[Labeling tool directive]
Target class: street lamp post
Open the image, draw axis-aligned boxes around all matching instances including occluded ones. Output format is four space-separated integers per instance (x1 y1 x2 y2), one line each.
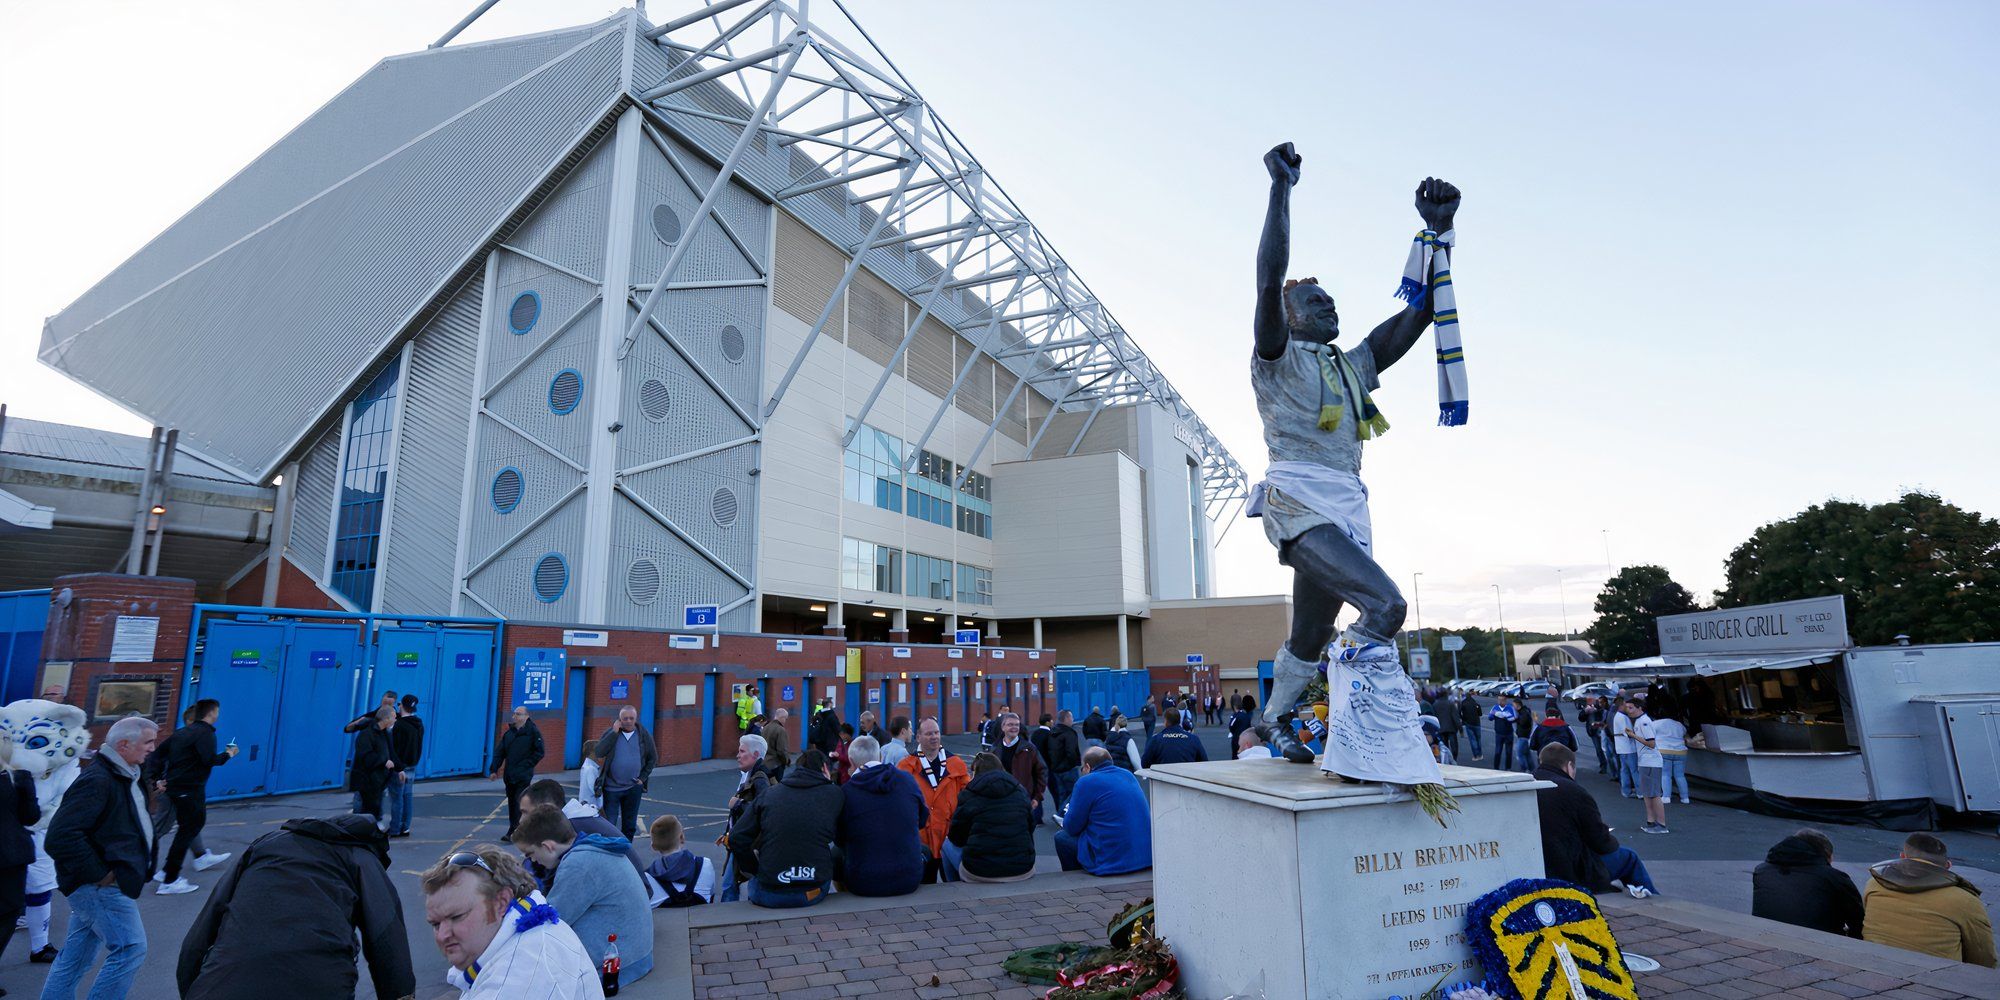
1412 571 1424 663
1493 584 1510 681
1556 569 1570 640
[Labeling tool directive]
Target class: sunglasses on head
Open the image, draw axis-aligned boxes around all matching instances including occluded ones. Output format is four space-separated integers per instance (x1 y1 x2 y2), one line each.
447 852 495 878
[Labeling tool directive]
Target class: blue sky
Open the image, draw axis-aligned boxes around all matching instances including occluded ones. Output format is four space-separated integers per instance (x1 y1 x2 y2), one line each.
2 1 1993 634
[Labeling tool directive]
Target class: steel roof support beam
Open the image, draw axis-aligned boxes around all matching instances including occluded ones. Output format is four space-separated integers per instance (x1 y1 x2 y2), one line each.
639 37 795 103
429 0 505 49
902 272 1032 466
1065 396 1112 457
623 35 807 361
764 156 920 419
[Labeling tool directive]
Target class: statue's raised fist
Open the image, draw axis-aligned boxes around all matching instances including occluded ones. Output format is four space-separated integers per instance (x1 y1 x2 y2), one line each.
1266 142 1302 186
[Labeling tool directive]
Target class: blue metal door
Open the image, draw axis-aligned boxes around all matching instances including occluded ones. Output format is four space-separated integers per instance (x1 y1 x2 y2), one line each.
565 667 590 768
701 674 719 761
430 628 495 778
270 622 364 794
373 626 436 720
640 675 659 741
0 591 50 705
196 620 284 799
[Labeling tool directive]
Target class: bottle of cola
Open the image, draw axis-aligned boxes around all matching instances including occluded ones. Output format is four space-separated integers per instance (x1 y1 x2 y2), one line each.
601 933 620 996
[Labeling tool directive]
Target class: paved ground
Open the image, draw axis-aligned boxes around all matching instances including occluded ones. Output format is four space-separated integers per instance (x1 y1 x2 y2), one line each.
1 718 1994 998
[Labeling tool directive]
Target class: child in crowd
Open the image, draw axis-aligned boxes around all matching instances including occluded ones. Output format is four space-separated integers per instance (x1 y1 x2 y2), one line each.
647 815 715 907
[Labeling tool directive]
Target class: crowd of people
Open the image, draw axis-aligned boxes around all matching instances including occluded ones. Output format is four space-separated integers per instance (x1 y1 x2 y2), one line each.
15 680 1994 999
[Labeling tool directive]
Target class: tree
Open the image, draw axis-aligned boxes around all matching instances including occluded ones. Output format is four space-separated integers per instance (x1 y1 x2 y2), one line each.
1717 492 2000 646
1582 566 1700 662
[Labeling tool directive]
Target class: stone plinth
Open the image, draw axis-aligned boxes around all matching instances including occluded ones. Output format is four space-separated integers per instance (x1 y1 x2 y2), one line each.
1146 760 1548 999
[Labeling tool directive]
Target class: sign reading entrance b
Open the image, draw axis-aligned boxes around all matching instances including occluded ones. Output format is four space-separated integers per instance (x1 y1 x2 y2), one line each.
685 605 719 628
512 648 566 710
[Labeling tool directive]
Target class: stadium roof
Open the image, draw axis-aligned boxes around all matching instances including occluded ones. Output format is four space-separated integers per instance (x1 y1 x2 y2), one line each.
38 3 1247 515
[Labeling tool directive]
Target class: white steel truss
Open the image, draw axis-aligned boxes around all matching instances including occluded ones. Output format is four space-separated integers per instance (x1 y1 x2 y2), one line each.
441 0 1248 515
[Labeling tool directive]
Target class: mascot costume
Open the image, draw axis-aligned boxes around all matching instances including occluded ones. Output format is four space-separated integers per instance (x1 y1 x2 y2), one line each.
0 700 92 958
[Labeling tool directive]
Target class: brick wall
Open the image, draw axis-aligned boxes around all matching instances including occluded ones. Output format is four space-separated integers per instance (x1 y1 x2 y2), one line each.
39 573 196 745
221 554 347 611
494 627 1057 775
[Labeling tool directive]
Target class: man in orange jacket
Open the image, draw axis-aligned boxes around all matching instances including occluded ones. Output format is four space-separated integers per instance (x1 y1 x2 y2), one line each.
896 717 969 883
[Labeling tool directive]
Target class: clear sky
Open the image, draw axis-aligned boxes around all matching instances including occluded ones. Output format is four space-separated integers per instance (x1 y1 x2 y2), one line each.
3 1 1993 635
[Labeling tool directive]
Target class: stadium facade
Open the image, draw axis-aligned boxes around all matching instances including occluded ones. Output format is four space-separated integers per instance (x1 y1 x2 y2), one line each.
32 3 1246 661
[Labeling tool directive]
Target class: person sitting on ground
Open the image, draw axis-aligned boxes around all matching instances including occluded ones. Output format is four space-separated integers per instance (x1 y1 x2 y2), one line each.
729 748 843 908
421 845 599 998
835 736 928 897
947 753 1036 883
1862 832 1996 967
881 716 912 768
1531 744 1659 899
897 718 970 883
1752 828 1862 938
1102 714 1142 771
716 733 776 902
177 815 413 999
1141 707 1208 768
520 779 649 882
1236 727 1274 760
1057 748 1153 877
646 815 714 907
510 805 654 987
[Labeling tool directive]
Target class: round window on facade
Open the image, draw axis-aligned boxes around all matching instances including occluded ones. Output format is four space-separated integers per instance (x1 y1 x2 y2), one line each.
627 558 662 606
711 485 740 529
638 377 672 423
719 324 746 364
509 291 541 334
548 369 583 415
533 553 568 603
651 204 682 245
491 467 524 514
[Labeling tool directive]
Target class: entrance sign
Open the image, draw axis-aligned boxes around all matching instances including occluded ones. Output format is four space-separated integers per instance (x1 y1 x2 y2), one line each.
1658 595 1848 655
947 648 964 659
867 688 881 704
684 605 719 628
775 638 804 653
892 647 912 658
562 629 608 647
954 629 981 646
512 648 566 710
1441 636 1466 652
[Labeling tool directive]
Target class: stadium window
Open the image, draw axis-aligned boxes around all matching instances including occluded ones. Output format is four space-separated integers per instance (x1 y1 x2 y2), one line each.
905 450 955 528
956 468 993 539
843 425 904 514
329 359 403 609
907 552 954 601
956 564 993 606
842 537 902 594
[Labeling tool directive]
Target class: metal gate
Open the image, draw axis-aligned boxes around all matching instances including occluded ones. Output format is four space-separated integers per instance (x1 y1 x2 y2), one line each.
183 605 502 801
0 590 50 705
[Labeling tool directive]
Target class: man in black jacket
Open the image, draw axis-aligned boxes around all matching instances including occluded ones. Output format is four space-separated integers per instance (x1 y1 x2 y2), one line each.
1228 696 1259 759
810 698 843 754
1081 709 1108 743
1046 711 1083 817
1752 829 1863 937
156 698 238 895
1532 744 1657 898
348 707 398 825
1141 711 1208 768
1457 689 1484 759
730 749 843 908
387 695 424 838
43 717 158 1000
176 815 413 1000
490 706 544 837
0 758 38 966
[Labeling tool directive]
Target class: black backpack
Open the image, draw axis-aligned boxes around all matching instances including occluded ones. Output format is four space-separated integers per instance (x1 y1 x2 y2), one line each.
657 861 709 908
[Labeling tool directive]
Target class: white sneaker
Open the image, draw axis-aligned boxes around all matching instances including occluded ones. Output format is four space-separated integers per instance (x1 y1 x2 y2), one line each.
151 870 165 883
1626 884 1652 899
157 878 199 895
192 852 231 872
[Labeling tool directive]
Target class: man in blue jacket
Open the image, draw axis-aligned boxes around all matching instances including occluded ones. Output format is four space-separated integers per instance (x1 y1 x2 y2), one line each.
1140 710 1208 768
835 736 928 896
1057 748 1151 876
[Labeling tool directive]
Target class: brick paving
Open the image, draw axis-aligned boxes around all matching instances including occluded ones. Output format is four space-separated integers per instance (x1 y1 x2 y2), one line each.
686 878 1996 999
689 883 1151 999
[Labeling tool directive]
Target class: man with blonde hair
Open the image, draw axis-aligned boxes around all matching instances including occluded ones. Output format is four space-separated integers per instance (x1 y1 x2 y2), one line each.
421 845 601 997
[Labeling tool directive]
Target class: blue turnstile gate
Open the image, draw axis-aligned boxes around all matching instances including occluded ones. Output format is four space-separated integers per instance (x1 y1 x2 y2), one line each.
185 606 502 801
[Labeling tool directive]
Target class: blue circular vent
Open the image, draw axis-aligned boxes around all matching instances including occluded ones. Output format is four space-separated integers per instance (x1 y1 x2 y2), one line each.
508 291 541 334
491 467 523 513
549 369 583 414
533 553 568 603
